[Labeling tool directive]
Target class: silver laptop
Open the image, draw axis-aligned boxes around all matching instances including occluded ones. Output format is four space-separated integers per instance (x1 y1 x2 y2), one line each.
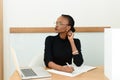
11 47 51 79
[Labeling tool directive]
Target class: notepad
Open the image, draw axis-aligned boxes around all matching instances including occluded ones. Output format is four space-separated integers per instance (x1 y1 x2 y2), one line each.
47 64 96 77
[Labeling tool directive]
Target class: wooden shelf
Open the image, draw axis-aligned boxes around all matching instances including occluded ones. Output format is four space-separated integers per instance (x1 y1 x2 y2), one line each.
10 26 111 33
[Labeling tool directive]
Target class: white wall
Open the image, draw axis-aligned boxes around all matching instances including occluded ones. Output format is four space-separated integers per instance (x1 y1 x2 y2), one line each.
3 0 120 80
105 0 120 28
5 0 110 27
7 0 120 27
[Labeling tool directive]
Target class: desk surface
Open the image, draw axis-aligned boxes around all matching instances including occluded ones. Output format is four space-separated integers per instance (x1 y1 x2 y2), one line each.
10 66 108 80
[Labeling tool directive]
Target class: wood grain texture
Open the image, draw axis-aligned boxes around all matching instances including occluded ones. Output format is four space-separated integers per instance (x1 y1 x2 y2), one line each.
0 0 3 79
10 26 110 33
10 66 109 80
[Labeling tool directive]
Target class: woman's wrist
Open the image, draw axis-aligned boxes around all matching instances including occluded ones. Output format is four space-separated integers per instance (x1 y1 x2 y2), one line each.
57 65 66 71
61 66 65 71
69 38 74 42
72 50 79 55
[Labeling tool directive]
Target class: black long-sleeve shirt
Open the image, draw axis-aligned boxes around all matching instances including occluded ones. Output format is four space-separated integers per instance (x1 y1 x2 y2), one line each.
44 34 84 67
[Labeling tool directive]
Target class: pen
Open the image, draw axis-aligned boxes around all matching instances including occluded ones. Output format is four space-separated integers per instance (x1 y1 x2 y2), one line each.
66 62 74 71
66 62 71 67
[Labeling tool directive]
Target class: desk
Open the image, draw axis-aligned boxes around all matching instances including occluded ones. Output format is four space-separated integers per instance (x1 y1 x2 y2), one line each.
10 66 108 80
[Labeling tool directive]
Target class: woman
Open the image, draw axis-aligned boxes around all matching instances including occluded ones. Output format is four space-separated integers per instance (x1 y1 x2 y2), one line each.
44 14 84 73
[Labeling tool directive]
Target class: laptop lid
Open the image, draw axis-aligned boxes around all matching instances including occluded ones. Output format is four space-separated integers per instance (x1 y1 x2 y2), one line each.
11 47 24 77
11 47 51 79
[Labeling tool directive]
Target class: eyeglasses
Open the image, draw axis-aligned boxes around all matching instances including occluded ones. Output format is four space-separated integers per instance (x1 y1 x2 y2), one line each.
55 22 69 26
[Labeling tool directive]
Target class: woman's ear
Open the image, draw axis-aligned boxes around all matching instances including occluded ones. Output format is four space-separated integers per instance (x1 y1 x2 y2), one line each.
66 26 71 32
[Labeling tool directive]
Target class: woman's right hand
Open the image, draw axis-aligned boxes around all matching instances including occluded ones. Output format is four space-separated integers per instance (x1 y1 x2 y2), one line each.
61 65 74 73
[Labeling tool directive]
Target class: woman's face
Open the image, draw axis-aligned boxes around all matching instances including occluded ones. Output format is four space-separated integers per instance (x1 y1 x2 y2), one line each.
55 16 70 33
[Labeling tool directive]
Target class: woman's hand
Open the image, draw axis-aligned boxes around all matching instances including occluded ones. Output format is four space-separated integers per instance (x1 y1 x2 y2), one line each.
48 61 74 73
61 65 74 73
67 31 74 41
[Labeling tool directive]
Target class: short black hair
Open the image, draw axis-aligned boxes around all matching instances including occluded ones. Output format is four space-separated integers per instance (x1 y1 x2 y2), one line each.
61 14 75 32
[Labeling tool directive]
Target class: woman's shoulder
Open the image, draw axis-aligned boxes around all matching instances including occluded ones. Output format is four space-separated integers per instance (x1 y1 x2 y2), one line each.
74 38 81 43
74 38 80 41
45 35 57 40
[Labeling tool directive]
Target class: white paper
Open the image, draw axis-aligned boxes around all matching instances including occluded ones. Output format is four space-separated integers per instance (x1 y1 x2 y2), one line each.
47 65 96 77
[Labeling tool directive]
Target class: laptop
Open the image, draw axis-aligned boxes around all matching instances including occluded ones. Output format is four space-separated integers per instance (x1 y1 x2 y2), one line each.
11 47 51 79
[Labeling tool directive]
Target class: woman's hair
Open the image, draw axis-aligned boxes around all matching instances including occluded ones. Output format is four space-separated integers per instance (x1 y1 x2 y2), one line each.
61 14 75 32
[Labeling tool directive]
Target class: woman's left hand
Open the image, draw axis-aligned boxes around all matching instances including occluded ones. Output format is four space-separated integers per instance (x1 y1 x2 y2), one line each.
67 31 74 41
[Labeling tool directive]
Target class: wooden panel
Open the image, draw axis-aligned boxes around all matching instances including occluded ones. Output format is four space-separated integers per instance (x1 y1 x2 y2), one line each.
0 0 3 79
10 26 110 33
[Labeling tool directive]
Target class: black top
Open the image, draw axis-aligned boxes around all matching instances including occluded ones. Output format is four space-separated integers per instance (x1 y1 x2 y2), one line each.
44 34 84 67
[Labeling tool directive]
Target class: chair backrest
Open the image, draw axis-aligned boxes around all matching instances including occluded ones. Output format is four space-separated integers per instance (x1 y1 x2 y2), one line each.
29 51 45 67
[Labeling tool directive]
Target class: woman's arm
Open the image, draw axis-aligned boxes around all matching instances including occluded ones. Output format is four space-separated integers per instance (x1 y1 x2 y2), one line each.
48 61 74 73
69 39 78 55
68 32 84 66
67 31 78 54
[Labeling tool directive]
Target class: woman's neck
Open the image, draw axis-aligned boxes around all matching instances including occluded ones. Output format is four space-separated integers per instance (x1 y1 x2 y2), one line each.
59 32 67 39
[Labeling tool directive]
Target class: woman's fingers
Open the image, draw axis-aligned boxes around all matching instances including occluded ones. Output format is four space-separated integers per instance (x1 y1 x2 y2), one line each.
62 66 74 73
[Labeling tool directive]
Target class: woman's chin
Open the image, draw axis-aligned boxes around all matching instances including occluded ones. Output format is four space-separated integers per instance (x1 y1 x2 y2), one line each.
55 29 58 33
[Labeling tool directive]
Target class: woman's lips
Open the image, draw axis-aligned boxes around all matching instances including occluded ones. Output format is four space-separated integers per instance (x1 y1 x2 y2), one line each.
55 27 58 30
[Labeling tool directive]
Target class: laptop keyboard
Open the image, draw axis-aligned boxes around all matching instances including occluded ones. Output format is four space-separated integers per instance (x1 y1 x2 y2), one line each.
21 68 37 77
